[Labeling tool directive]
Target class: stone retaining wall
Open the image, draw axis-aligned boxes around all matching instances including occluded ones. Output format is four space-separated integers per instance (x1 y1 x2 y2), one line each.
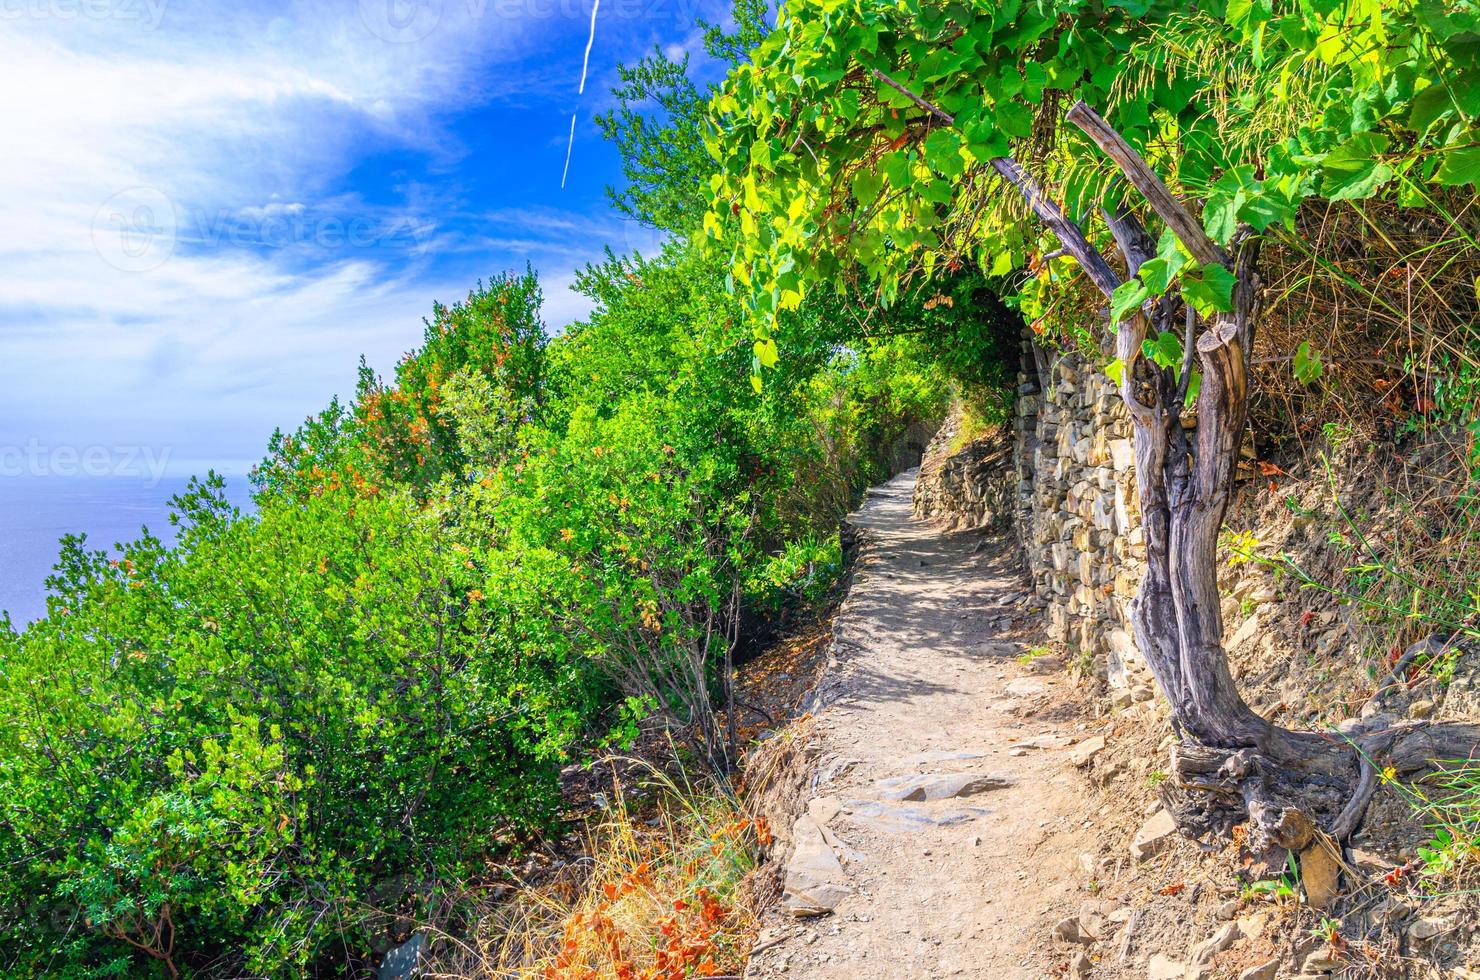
912 412 1014 532
919 332 1480 732
915 332 1161 698
1014 336 1157 696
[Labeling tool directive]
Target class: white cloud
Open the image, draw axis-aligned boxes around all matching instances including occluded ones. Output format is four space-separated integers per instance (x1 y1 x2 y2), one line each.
0 0 656 467
539 270 597 330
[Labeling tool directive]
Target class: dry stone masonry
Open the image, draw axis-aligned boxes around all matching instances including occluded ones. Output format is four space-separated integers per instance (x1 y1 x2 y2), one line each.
921 335 1480 729
911 410 1014 532
915 332 1161 699
1012 336 1156 698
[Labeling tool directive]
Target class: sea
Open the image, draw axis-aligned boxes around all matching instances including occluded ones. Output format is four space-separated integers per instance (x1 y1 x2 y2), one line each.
0 473 255 628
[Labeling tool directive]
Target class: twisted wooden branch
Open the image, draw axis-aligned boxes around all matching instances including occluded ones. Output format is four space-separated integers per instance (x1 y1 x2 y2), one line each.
1066 101 1228 269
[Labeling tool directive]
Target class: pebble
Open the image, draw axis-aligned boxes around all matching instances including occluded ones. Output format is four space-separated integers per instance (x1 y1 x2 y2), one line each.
1408 916 1447 940
1053 915 1096 944
1239 961 1278 980
1130 810 1178 861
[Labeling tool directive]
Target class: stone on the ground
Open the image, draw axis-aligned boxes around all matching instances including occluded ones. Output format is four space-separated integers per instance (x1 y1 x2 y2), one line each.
1069 949 1092 979
1238 961 1278 980
378 933 425 980
1078 898 1114 921
1375 898 1410 924
1408 916 1448 940
807 796 842 829
1300 947 1344 972
1228 613 1261 650
874 771 1013 802
1147 954 1186 980
1053 915 1096 944
1017 733 1073 749
1346 847 1392 876
1190 922 1240 966
1237 912 1268 941
1069 735 1106 766
1005 677 1049 697
783 815 853 917
1299 840 1341 910
842 799 990 833
1130 809 1178 860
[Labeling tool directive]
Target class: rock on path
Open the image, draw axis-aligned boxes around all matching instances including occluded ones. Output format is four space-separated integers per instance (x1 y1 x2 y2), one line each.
747 469 1099 979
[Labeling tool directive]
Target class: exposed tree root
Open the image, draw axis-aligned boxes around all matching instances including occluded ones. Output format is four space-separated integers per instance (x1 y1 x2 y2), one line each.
1330 752 1379 843
1164 712 1480 863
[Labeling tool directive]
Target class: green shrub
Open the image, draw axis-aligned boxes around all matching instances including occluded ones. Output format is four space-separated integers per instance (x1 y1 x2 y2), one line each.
0 478 581 976
0 241 977 973
746 534 844 618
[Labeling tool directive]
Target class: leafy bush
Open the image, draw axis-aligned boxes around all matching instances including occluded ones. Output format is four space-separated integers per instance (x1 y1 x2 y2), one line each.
745 534 844 618
0 476 584 976
253 271 546 501
0 233 976 973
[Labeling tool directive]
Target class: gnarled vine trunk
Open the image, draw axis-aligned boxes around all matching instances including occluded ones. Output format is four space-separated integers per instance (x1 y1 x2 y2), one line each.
870 68 1480 872
999 101 1480 864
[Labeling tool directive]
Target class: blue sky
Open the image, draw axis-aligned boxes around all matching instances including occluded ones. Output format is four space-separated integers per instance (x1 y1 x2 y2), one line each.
0 0 729 479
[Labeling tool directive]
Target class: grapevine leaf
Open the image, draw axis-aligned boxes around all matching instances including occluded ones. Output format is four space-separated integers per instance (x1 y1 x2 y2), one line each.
1294 341 1324 384
1181 263 1237 315
1321 132 1393 200
1110 279 1149 326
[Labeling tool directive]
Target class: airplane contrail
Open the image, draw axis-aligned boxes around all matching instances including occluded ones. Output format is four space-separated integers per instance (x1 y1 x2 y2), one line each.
578 0 600 94
561 0 601 189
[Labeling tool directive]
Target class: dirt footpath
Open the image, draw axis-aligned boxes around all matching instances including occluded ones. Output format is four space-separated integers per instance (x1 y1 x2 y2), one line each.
745 469 1106 979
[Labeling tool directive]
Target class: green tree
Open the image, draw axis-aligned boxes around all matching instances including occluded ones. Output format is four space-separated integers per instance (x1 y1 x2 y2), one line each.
706 0 1480 858
596 0 772 232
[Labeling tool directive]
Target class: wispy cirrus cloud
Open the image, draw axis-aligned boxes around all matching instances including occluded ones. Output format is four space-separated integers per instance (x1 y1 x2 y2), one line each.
0 0 688 471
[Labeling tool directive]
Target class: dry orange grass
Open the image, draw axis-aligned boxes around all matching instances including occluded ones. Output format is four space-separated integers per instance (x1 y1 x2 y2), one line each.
428 762 770 980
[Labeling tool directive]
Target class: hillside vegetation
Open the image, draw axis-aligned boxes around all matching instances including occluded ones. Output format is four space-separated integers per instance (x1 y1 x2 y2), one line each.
4 0 1480 975
0 241 992 974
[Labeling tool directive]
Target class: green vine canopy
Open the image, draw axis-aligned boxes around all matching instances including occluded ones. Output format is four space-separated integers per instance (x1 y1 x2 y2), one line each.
705 0 1480 379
